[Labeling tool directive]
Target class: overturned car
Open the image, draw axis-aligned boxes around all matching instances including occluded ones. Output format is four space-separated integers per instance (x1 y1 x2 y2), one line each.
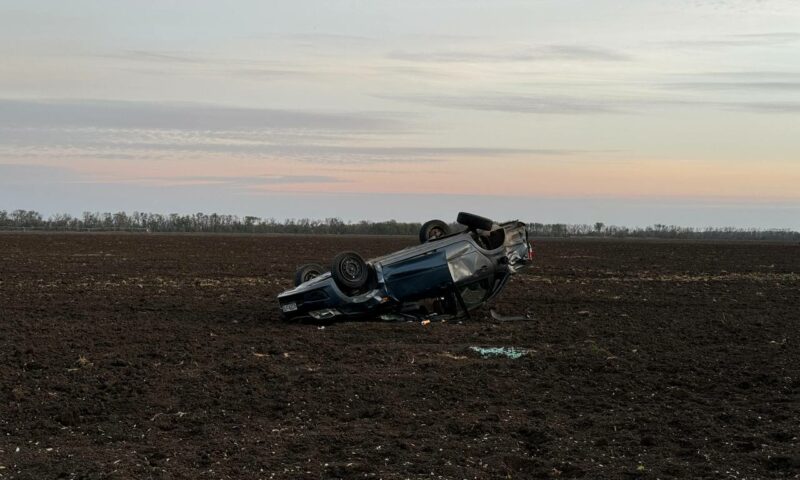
277 212 533 321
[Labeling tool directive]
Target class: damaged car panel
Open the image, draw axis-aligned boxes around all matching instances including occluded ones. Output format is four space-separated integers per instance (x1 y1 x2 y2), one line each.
277 212 532 321
383 250 452 300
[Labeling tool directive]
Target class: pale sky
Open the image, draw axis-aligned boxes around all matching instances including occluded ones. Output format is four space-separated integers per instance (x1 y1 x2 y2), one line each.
1 0 799 228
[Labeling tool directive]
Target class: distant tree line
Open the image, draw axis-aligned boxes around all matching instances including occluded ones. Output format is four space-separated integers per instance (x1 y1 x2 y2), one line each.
0 209 420 235
1 209 798 241
528 221 800 241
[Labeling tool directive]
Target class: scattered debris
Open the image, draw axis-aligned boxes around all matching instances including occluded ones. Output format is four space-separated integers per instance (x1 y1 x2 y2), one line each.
489 309 529 322
150 411 187 421
469 346 531 359
77 355 92 368
439 352 468 360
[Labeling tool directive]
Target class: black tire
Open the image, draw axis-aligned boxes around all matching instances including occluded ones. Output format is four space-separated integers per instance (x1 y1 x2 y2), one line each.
457 212 494 231
294 263 325 286
419 219 450 243
331 251 370 290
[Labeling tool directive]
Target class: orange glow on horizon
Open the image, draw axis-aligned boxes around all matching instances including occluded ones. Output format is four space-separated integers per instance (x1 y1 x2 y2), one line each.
18 152 800 202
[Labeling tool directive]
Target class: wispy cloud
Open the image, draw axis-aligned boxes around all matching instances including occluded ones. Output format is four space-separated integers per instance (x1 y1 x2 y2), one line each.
246 32 376 44
658 32 800 48
0 163 345 188
380 85 800 115
719 101 800 113
0 129 577 164
288 33 377 46
0 98 403 132
131 174 346 187
686 0 798 13
234 67 315 79
96 49 328 82
100 50 208 64
683 71 800 80
388 44 631 63
662 81 800 91
732 32 800 42
0 98 579 164
96 49 304 69
379 93 622 114
658 70 800 93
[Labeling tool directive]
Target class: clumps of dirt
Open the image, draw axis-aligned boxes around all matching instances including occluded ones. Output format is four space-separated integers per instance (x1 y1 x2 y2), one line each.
0 233 798 478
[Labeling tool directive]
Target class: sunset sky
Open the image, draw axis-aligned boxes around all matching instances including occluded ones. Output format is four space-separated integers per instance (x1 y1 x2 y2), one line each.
1 0 799 227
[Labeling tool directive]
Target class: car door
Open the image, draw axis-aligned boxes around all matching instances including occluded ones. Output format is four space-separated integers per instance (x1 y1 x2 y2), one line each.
382 250 453 301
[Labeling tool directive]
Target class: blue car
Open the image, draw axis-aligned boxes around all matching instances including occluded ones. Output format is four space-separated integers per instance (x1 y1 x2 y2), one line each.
277 212 533 321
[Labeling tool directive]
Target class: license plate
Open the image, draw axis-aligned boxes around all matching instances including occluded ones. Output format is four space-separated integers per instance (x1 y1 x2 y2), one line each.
281 302 298 312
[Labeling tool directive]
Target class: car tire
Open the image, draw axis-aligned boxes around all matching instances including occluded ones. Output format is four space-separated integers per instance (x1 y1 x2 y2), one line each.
294 263 325 286
419 219 450 243
457 212 494 231
331 251 370 290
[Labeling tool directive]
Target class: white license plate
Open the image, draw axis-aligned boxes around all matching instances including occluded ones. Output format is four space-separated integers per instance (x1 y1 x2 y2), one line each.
281 302 298 312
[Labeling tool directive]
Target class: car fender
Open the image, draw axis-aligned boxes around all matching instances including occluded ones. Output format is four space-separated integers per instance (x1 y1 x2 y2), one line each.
444 240 496 284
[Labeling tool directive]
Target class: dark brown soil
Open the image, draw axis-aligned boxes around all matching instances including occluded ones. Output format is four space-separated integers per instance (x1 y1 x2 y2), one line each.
1 233 798 479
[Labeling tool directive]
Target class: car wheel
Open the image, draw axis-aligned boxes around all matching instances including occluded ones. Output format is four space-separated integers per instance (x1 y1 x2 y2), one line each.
294 263 325 286
457 212 494 231
419 219 450 243
331 251 370 290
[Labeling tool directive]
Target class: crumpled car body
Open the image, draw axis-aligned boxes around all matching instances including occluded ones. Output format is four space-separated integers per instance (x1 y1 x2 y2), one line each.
277 218 532 321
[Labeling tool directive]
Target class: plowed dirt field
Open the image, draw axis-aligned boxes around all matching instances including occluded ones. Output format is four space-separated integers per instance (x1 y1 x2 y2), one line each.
1 233 798 479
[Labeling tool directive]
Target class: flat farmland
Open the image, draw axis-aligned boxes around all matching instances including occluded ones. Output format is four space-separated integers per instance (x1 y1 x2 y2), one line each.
1 233 798 479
